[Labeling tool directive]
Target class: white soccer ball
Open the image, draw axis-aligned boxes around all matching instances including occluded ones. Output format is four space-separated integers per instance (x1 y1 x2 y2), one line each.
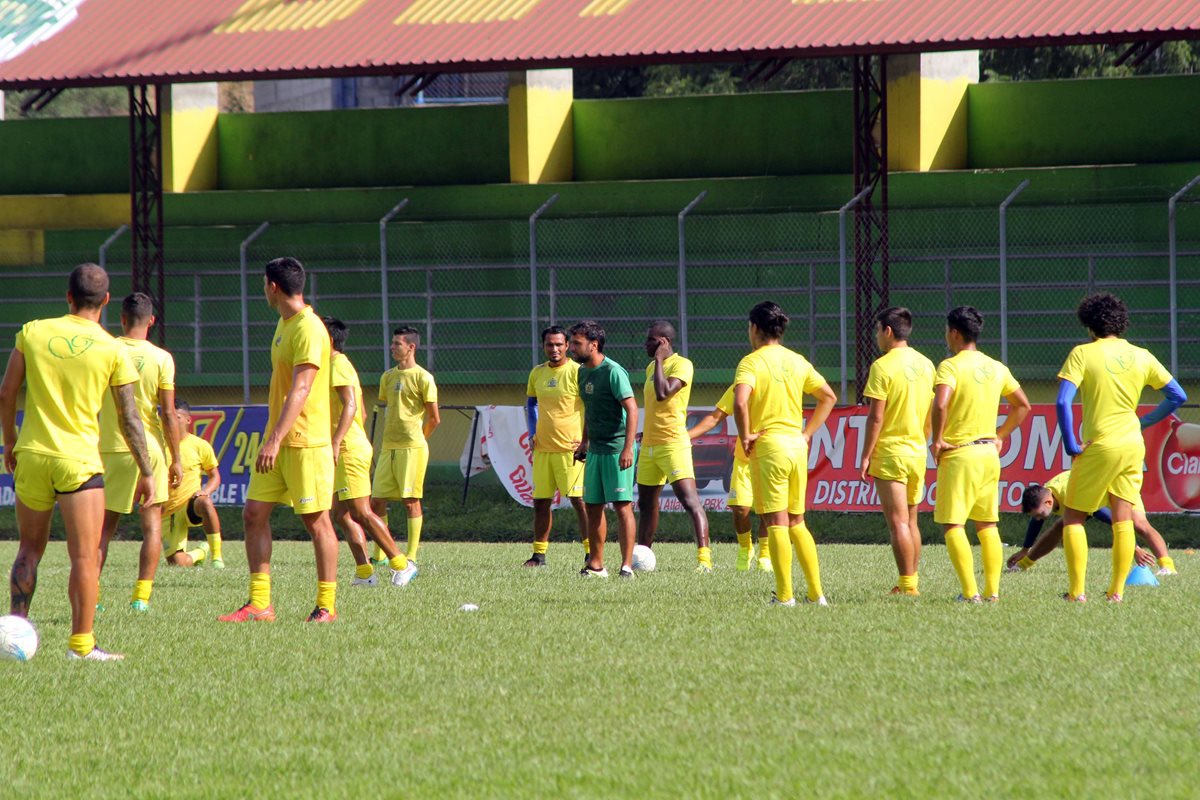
0 615 38 662
631 545 657 572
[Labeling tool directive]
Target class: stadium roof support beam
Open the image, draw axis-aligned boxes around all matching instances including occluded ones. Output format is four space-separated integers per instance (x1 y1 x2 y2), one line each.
851 54 889 403
128 84 165 345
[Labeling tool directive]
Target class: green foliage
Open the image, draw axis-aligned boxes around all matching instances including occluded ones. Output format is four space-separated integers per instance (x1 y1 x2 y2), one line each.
3 86 127 119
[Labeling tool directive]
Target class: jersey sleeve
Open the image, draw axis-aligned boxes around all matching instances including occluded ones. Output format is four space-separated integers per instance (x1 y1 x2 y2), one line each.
715 385 735 416
291 319 324 369
1143 350 1173 390
862 360 889 402
1000 363 1020 396
330 356 352 388
14 324 26 353
669 357 694 387
526 367 538 398
934 359 956 390
421 370 438 404
1057 346 1085 385
611 365 634 401
200 440 218 471
159 351 176 390
110 348 139 387
377 372 390 404
733 355 756 389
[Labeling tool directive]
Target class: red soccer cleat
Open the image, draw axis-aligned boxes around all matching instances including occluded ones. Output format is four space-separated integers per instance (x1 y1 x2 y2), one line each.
305 607 337 623
218 603 276 623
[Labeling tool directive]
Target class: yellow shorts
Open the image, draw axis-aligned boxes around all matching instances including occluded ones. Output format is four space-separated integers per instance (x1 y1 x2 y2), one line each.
636 441 695 486
335 446 373 502
101 447 169 515
12 451 103 512
749 436 808 516
1065 442 1144 514
727 459 753 507
933 445 1000 525
163 503 195 556
869 453 927 506
372 446 428 500
532 450 583 500
246 445 334 515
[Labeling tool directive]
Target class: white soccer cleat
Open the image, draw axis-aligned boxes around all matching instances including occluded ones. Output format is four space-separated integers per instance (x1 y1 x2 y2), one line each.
390 563 419 587
351 574 378 588
769 594 796 607
804 596 829 607
67 646 125 662
1156 567 1177 577
580 566 609 578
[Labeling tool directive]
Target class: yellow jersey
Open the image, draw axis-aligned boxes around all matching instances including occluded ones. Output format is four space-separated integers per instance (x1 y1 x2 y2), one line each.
526 360 583 453
165 433 218 514
329 352 372 456
267 305 331 449
1057 338 1172 448
98 336 175 454
642 353 693 446
11 315 139 471
934 349 1020 446
378 364 437 450
863 346 935 458
714 384 747 464
733 344 826 442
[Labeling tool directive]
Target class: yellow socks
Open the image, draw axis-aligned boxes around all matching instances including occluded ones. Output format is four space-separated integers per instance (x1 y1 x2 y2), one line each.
186 545 207 565
408 515 423 561
1159 555 1176 572
757 536 770 563
767 525 793 602
736 531 752 551
131 580 153 604
978 526 1002 599
249 572 271 609
316 581 336 613
207 533 223 562
355 563 374 580
1018 556 1036 571
388 553 408 571
581 535 590 555
68 632 95 657
1108 520 1135 598
533 540 549 556
697 546 713 569
789 523 824 601
944 526 978 598
1063 524 1088 598
897 573 919 593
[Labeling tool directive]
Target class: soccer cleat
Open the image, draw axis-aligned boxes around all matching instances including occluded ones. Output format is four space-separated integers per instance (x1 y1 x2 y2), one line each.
192 541 210 564
1004 563 1024 573
95 603 105 613
130 599 150 613
306 607 337 623
984 595 1000 603
580 566 609 578
390 563 419 587
369 556 388 568
769 593 796 607
1105 592 1123 603
888 586 920 597
67 646 125 662
523 553 547 568
211 558 225 570
695 563 713 574
218 603 276 623
735 548 753 572
955 594 983 604
804 595 829 607
618 567 635 579
756 556 773 573
351 574 378 588
1062 592 1088 604
1156 567 1177 577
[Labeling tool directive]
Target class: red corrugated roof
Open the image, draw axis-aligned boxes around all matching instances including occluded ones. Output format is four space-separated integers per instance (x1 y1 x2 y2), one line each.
1 0 1198 88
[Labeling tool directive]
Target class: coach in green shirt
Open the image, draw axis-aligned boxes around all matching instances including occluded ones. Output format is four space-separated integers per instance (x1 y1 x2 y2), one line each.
570 321 638 578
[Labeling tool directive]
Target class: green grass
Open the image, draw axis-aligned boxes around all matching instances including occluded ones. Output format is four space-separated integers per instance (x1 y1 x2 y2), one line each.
3 540 1199 798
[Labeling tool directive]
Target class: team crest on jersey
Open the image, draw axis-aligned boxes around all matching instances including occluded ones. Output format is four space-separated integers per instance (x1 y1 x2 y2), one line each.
47 334 94 359
903 362 928 382
973 364 996 384
133 355 146 373
274 336 283 347
584 382 594 395
1105 351 1135 375
547 378 558 388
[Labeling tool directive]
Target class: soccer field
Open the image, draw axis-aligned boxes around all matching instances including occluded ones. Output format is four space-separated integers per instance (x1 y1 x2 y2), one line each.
3 540 1198 799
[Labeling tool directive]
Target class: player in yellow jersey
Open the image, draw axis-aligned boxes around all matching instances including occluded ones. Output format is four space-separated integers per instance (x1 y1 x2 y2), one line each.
687 386 771 572
96 293 183 611
1055 292 1186 602
859 307 935 597
635 321 712 571
322 317 416 587
523 325 589 568
371 325 440 565
162 399 224 568
219 257 339 623
733 301 836 606
931 306 1030 603
1009 471 1173 575
1 264 153 660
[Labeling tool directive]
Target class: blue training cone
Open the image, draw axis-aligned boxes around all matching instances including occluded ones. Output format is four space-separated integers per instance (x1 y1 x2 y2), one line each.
1125 564 1160 587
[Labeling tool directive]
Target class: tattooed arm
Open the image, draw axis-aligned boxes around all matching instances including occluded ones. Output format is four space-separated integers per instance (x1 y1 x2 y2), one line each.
114 383 157 506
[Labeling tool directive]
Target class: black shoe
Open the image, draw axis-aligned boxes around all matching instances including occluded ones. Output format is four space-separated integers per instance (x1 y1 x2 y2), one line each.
618 567 635 579
523 553 546 567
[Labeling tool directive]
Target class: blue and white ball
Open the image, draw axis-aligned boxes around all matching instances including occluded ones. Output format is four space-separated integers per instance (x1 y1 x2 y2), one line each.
631 545 657 572
0 615 38 662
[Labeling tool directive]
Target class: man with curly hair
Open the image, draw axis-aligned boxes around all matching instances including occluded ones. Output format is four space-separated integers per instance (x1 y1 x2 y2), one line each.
1056 292 1187 602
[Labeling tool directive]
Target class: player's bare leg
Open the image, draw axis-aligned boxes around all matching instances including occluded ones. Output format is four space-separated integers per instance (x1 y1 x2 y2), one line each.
347 496 402 560
878 478 918 594
670 477 712 571
301 510 339 584
10 499 52 617
242 499 274 577
636 484 662 547
613 501 636 571
136 503 164 584
98 509 120 573
585 503 607 571
57 489 106 640
333 496 370 567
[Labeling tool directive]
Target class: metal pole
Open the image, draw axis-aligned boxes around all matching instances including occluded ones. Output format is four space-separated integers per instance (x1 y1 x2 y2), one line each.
529 194 559 367
379 199 410 372
98 224 128 331
838 186 872 405
193 274 202 374
309 273 317 308
998 179 1030 364
425 267 434 369
462 408 481 507
1168 175 1200 377
240 221 270 404
676 191 707 356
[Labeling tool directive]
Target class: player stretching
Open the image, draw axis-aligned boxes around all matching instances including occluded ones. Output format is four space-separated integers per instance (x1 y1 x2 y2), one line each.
96 292 183 611
371 326 439 566
1011 472 1173 575
162 400 224 568
523 325 589 567
1 264 152 660
688 386 771 572
220 257 339 623
733 301 836 606
931 306 1030 603
1055 292 1186 602
571 321 638 578
322 317 416 587
635 322 712 572
859 307 935 596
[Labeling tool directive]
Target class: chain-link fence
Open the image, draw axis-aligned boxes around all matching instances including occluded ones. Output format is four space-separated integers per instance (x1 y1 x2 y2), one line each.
3 181 1199 402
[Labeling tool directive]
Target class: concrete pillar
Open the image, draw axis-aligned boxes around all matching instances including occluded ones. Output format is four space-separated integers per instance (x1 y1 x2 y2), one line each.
887 52 978 172
508 69 573 184
162 83 220 192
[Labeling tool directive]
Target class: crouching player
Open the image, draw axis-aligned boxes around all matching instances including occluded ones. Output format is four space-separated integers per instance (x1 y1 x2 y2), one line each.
162 400 224 568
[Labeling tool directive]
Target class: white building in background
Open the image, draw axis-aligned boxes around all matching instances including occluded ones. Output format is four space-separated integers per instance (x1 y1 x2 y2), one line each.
254 74 508 112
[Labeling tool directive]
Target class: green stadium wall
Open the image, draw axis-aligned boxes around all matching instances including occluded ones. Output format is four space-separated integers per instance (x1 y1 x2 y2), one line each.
0 116 128 194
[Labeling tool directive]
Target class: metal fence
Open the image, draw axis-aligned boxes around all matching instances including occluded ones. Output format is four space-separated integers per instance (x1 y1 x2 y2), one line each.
5 178 1200 400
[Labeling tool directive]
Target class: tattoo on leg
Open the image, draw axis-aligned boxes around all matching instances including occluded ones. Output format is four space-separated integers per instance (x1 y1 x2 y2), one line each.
10 554 37 617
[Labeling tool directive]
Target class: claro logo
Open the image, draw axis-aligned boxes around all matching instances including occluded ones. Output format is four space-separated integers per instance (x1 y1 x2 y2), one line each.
1147 418 1200 511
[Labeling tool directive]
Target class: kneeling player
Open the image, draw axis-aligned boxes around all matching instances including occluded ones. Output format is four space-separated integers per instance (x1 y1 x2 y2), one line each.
162 400 224 568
